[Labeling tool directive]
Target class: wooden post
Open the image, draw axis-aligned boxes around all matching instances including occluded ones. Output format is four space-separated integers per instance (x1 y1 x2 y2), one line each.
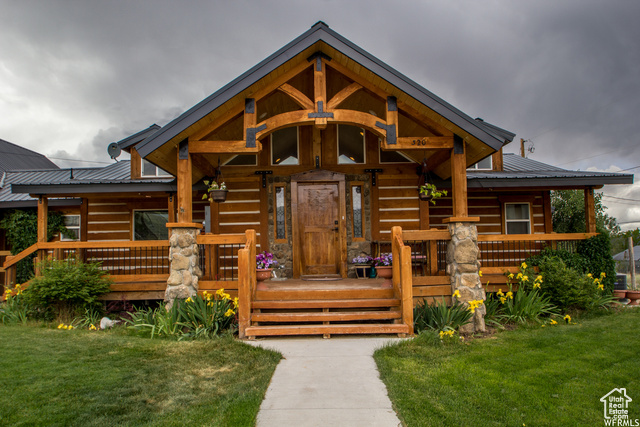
391 226 402 298
246 229 257 297
630 237 636 290
167 193 176 224
36 196 48 276
313 57 327 129
176 140 192 223
237 247 250 339
451 135 469 218
400 245 414 335
584 187 596 234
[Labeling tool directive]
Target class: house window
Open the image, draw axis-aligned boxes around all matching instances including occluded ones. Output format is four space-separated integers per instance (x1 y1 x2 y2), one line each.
133 210 169 240
379 147 412 163
468 156 492 171
351 184 364 239
141 159 172 177
505 203 531 234
271 127 299 165
61 215 80 241
274 184 287 241
338 125 365 164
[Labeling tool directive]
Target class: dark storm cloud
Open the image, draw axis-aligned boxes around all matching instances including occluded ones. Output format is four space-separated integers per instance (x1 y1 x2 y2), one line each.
1 0 639 226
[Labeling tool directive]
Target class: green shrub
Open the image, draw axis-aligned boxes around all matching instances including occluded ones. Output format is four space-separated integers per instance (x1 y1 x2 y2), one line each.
413 297 473 333
0 210 68 283
576 234 616 292
24 257 112 320
535 256 613 311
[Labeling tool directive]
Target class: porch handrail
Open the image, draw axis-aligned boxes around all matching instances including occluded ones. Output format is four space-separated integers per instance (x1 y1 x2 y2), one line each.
477 232 597 242
391 226 414 335
237 229 256 339
2 243 39 271
196 233 247 245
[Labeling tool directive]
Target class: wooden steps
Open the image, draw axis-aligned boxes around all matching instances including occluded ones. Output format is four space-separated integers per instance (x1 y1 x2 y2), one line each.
245 280 410 338
245 323 411 337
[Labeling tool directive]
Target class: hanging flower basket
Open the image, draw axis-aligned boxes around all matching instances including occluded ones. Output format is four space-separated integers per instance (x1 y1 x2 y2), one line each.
203 179 228 203
209 189 228 202
418 183 447 205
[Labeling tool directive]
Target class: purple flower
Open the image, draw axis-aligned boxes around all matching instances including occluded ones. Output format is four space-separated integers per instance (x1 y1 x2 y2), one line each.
374 253 393 266
351 255 373 264
256 251 278 269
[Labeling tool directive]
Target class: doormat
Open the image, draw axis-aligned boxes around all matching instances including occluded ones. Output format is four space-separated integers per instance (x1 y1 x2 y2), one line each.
300 274 342 281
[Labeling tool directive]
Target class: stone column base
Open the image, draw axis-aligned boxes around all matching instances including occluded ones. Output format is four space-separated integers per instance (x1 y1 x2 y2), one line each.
165 225 202 309
446 222 486 334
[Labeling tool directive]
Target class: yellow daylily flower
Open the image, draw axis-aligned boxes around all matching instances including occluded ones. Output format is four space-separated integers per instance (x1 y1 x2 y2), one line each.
452 289 461 299
224 308 235 317
521 262 528 269
564 314 571 323
550 319 558 325
496 289 504 297
479 270 483 277
506 291 513 299
508 273 514 279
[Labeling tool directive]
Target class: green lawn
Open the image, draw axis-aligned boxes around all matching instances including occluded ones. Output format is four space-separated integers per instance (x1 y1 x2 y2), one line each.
375 309 640 426
0 326 280 426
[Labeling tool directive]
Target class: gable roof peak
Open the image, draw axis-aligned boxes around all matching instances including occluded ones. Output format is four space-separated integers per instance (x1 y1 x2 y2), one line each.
311 21 329 29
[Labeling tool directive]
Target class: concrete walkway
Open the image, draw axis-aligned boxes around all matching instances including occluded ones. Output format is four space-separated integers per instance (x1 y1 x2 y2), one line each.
247 337 404 427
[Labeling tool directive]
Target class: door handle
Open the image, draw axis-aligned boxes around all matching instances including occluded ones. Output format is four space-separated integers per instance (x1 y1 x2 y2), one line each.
332 227 339 231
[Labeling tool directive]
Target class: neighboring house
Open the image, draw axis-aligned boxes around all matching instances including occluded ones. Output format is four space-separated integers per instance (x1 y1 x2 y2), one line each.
0 138 61 284
2 22 633 338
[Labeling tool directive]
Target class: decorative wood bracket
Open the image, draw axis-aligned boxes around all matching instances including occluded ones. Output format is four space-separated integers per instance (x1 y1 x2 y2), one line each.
453 134 464 154
365 168 383 187
308 101 333 119
375 121 397 145
255 170 273 188
179 139 189 160
246 124 267 148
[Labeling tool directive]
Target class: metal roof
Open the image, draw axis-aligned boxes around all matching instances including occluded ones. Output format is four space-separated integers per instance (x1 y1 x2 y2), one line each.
116 124 161 150
466 153 634 188
0 138 59 172
136 21 510 159
2 160 175 201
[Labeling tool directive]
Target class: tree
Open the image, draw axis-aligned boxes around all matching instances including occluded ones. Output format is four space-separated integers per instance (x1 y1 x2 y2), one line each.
0 209 67 283
551 190 620 235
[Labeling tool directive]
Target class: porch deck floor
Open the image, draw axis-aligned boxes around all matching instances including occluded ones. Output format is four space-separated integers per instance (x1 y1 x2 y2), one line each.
260 278 386 290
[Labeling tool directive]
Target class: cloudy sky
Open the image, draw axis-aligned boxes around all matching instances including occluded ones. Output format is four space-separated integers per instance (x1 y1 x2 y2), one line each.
1 0 639 229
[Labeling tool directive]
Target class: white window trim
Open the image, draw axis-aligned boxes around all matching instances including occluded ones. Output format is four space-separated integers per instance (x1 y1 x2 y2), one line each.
504 202 531 234
133 209 169 241
270 126 300 166
337 125 366 164
141 158 172 177
468 156 493 171
61 214 81 241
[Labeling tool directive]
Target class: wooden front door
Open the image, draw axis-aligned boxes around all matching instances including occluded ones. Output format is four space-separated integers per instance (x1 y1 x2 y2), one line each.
295 183 340 275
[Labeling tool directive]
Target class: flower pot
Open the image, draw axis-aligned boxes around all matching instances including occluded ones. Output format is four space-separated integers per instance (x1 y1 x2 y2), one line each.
210 189 228 202
613 289 627 301
256 268 273 290
375 265 393 288
354 264 370 279
626 290 640 306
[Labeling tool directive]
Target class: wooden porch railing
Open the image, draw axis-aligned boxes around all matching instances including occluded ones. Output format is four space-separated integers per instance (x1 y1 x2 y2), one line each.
237 230 256 339
391 226 414 335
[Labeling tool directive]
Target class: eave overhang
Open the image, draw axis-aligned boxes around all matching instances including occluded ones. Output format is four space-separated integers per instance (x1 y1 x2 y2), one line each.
12 181 176 196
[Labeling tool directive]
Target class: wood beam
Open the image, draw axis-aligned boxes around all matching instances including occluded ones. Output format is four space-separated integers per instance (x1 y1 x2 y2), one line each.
37 196 48 243
168 193 176 224
190 154 218 179
327 82 362 109
313 57 328 129
585 187 596 233
385 136 453 150
278 83 314 110
177 139 193 223
190 60 314 141
190 140 262 154
450 135 468 218
130 148 142 179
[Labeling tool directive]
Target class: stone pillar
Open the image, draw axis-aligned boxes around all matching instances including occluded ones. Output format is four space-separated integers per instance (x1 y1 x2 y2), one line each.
165 225 202 309
446 222 486 334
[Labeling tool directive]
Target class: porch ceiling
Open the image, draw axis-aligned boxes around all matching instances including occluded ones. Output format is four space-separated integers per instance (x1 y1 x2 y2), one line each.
136 22 512 181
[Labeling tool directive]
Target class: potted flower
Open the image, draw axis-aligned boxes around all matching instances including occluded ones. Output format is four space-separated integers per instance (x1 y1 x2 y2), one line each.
373 253 393 287
626 276 640 305
352 255 373 279
202 179 228 202
256 251 278 289
419 183 447 205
